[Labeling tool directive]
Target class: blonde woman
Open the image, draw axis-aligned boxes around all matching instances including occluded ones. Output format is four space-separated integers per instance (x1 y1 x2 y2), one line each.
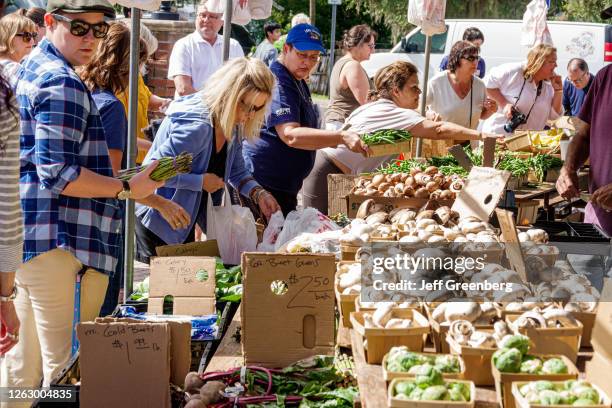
483 44 563 135
135 57 280 263
0 11 37 88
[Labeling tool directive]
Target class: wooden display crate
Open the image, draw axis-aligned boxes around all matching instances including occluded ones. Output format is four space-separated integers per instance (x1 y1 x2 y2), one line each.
368 140 413 157
492 354 579 408
382 350 466 381
387 378 476 408
350 309 429 364
571 310 597 348
334 262 360 329
446 332 497 386
511 380 612 408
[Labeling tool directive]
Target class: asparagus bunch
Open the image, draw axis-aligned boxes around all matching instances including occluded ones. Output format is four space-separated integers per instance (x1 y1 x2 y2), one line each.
361 129 412 146
117 152 193 182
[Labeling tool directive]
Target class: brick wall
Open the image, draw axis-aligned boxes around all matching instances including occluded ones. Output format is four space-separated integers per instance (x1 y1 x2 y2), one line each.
142 19 194 99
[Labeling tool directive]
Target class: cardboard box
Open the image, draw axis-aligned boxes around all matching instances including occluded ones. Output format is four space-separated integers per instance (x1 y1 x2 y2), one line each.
382 350 465 381
511 380 612 408
148 256 217 315
446 332 497 386
78 321 172 408
241 253 336 367
388 379 476 408
155 240 220 257
491 354 578 408
506 315 583 363
350 309 429 364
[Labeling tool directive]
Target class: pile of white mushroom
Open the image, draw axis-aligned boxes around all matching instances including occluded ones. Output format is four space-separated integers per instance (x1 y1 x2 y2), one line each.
430 301 500 326
352 167 464 200
447 320 512 348
337 262 362 295
363 303 413 329
509 307 581 330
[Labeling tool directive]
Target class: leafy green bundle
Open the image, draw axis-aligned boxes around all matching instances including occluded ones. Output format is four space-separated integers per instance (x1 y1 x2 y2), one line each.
215 258 242 303
391 368 471 402
117 152 193 182
519 380 602 406
361 129 412 146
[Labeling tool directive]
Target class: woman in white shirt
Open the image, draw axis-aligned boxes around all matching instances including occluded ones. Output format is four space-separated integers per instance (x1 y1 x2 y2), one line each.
302 60 495 214
482 44 563 135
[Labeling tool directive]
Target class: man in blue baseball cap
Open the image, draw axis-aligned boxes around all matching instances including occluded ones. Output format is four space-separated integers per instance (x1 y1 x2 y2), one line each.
243 24 370 216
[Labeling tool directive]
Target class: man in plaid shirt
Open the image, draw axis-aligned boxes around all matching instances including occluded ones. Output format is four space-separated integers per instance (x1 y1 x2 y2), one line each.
0 0 162 393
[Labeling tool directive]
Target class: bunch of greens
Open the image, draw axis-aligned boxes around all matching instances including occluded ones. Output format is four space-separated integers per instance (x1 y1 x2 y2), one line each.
130 277 149 301
376 159 424 174
493 334 568 374
385 347 461 374
244 356 358 407
361 129 412 146
215 258 242 303
497 155 532 177
392 372 471 402
117 152 193 182
519 380 601 406
529 154 564 181
329 213 350 228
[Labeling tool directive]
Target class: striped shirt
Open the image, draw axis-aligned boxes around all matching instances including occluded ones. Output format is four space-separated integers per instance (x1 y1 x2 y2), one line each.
17 39 122 275
0 80 22 274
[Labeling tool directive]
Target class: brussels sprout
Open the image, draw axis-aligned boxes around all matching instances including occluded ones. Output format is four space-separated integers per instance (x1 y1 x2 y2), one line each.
520 357 543 374
409 387 424 400
414 364 444 388
408 365 422 374
395 381 417 396
573 399 597 406
565 380 577 390
498 334 531 356
493 348 522 373
421 385 448 401
559 390 578 405
449 382 471 401
434 355 461 373
449 389 466 402
395 393 410 400
539 390 563 405
534 381 555 392
387 348 428 372
520 383 534 396
542 358 568 374
570 382 594 392
576 388 600 404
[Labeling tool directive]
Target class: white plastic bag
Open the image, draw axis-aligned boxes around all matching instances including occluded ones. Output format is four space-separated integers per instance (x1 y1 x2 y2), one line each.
202 0 272 26
206 189 257 265
257 211 285 252
407 0 447 37
273 208 340 251
521 0 553 47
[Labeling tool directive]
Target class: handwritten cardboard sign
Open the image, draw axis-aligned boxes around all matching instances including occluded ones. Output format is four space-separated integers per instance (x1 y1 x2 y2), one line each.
241 253 336 367
148 256 216 315
78 321 171 408
155 240 220 258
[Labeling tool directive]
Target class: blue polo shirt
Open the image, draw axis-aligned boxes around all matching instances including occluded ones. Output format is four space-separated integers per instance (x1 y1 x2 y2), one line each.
562 74 593 116
92 90 127 169
242 60 320 195
439 55 486 79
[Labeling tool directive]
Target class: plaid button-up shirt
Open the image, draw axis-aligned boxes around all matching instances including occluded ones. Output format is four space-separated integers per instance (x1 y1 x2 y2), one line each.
17 39 122 275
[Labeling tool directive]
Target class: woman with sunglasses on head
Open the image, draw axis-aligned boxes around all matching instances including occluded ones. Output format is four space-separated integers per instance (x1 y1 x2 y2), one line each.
482 44 562 135
134 57 281 264
426 40 497 149
0 11 38 88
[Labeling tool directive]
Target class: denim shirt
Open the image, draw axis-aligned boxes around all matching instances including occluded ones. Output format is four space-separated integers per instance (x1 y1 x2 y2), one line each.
136 92 260 244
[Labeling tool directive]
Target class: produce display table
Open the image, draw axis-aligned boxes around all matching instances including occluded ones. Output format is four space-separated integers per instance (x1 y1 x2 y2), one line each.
205 305 243 372
350 328 500 408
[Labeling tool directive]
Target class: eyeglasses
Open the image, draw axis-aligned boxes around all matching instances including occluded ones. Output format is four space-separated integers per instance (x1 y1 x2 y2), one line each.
367 43 375 50
461 55 480 62
569 71 588 85
293 49 321 63
51 13 109 39
239 99 266 114
15 32 38 43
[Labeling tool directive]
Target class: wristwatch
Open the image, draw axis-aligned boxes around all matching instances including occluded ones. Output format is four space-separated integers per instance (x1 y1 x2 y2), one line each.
117 180 133 200
0 286 17 302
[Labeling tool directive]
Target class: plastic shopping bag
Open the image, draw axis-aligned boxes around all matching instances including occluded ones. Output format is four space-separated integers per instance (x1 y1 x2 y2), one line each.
273 208 340 251
407 0 447 37
521 0 553 47
206 189 258 265
257 210 285 252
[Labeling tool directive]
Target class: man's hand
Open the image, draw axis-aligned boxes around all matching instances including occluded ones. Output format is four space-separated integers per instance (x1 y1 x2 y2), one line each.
556 166 580 199
592 184 612 211
156 198 191 230
258 191 281 221
0 301 20 355
129 161 165 200
341 131 371 156
203 173 225 193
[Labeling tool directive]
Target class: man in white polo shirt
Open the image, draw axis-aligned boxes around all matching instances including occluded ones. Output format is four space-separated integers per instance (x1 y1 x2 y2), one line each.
168 0 244 97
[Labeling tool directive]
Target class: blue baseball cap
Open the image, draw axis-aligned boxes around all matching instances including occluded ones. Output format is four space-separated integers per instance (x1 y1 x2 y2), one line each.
286 23 326 54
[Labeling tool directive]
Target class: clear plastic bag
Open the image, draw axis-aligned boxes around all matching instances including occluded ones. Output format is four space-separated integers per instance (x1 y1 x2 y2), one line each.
206 188 258 265
521 0 553 47
407 0 447 37
257 210 285 252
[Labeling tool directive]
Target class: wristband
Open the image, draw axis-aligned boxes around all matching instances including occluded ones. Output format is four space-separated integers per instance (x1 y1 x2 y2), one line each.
0 286 17 302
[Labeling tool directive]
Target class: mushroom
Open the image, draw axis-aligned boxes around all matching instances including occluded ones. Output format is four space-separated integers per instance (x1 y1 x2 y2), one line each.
513 311 547 329
355 199 375 220
444 301 481 323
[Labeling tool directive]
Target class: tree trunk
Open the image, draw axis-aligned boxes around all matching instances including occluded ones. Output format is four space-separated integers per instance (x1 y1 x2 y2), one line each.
310 0 316 26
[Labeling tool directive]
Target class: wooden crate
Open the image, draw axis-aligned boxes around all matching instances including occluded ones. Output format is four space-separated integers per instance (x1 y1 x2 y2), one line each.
506 131 534 152
492 354 579 408
511 380 612 408
368 140 413 157
350 309 429 364
571 310 596 348
506 315 583 363
382 350 466 381
516 200 540 225
340 243 360 261
446 332 497 386
388 378 476 408
327 174 357 216
334 262 360 329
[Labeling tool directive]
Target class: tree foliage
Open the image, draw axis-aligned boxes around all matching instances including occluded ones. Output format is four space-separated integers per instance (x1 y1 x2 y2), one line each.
562 0 608 23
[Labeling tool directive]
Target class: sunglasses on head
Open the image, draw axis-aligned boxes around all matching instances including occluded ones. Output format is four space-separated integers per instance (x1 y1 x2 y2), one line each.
51 13 109 38
15 32 38 42
462 55 479 62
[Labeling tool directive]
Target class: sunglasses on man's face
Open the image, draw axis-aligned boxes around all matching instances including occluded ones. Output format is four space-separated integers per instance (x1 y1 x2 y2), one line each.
462 55 480 62
51 14 109 39
15 32 38 42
